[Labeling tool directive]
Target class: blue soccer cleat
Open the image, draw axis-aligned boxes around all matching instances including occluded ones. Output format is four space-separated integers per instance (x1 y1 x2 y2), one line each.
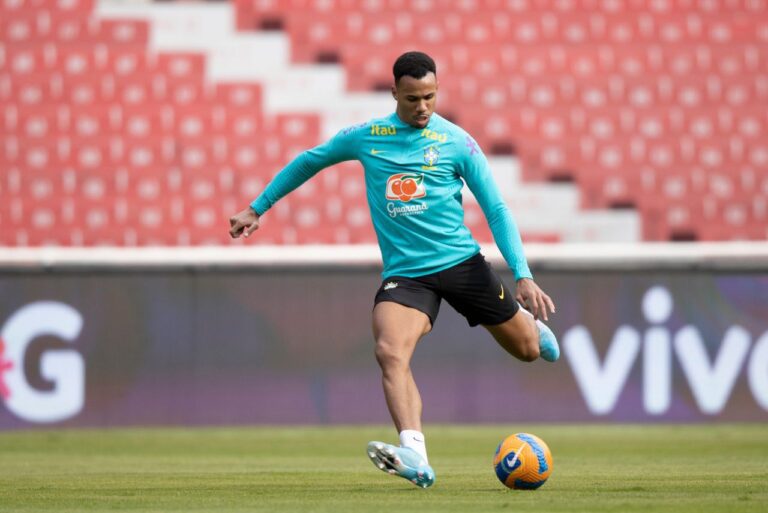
367 441 435 488
537 320 560 362
517 302 560 362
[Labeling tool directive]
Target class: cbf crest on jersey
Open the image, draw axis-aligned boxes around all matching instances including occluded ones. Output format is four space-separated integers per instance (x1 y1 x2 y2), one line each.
423 146 439 167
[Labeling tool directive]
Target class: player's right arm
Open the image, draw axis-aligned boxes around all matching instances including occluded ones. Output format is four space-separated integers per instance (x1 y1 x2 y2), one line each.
229 124 365 239
229 206 260 238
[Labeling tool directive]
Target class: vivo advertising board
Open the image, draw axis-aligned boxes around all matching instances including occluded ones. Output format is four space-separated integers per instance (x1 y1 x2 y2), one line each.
0 268 766 428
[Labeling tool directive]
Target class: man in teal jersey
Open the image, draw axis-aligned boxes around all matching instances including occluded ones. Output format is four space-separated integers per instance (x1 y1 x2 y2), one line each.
229 51 559 489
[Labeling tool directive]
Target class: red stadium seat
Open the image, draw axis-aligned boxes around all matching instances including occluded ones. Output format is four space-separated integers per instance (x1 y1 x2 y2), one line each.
1 71 58 104
214 82 262 109
47 14 100 43
224 140 265 175
0 11 42 43
4 45 56 75
118 104 175 137
96 19 149 46
102 45 151 77
38 0 96 15
7 104 68 137
60 72 111 104
172 104 226 139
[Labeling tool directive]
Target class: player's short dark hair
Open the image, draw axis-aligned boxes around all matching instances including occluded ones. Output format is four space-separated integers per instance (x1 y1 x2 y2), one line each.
393 51 436 84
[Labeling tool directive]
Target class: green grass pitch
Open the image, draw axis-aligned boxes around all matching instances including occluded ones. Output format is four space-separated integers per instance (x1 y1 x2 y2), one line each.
1 424 766 512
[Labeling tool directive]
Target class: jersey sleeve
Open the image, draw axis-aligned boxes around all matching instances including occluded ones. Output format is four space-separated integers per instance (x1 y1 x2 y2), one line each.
458 134 533 281
250 124 365 215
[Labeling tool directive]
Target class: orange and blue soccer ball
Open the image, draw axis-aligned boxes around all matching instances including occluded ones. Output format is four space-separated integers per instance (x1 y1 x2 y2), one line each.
493 432 553 490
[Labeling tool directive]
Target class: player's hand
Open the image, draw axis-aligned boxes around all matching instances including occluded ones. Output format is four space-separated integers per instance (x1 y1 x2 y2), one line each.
229 207 260 239
515 278 555 321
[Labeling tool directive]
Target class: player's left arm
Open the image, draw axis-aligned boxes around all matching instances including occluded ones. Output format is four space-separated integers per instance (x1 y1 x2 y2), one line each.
459 136 556 320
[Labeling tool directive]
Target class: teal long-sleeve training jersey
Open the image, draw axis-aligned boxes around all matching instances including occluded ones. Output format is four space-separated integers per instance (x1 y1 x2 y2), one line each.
251 112 533 281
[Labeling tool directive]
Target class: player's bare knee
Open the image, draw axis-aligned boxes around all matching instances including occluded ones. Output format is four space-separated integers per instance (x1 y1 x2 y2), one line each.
519 337 540 362
522 319 542 360
374 338 410 371
511 327 540 362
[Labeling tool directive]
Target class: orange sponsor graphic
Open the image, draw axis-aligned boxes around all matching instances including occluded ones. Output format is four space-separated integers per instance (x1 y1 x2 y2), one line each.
385 173 426 202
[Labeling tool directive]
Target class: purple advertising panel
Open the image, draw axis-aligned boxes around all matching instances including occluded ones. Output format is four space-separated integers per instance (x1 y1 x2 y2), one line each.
0 267 766 429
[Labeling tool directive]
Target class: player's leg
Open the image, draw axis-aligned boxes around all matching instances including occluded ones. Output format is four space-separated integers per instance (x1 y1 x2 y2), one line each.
367 301 435 488
442 253 560 362
485 304 560 362
483 307 540 361
367 277 440 488
372 301 431 434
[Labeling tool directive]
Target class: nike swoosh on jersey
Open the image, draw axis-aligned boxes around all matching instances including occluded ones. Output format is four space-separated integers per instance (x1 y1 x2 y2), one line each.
371 149 385 155
499 284 505 300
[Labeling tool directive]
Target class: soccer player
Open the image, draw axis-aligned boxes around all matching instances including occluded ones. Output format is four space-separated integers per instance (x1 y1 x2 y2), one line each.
229 51 559 488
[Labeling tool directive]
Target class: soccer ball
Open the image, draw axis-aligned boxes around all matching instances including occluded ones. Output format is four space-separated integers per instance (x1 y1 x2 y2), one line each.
492 432 553 490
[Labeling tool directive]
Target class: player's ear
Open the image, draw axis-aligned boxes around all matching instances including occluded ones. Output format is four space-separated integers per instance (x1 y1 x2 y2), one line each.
391 84 397 100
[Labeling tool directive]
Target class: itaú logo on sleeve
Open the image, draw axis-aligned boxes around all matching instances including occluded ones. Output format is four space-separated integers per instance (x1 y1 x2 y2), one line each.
563 286 768 416
0 301 85 423
385 173 426 202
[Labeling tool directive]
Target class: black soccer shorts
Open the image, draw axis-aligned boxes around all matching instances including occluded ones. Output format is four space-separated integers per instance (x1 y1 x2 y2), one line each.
373 252 520 327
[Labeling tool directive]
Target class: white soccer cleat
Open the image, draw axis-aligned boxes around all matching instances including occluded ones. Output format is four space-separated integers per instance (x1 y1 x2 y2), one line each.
366 441 435 488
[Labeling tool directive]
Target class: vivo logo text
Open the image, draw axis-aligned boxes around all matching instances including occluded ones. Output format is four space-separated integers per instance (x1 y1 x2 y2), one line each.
564 286 768 416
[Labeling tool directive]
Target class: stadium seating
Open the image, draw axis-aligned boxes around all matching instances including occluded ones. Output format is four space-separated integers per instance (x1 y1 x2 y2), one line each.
1 0 766 245
234 0 767 241
0 0 339 245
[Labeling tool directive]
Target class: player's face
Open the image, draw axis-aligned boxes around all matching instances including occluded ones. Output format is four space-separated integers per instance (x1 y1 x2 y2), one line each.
392 72 438 129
